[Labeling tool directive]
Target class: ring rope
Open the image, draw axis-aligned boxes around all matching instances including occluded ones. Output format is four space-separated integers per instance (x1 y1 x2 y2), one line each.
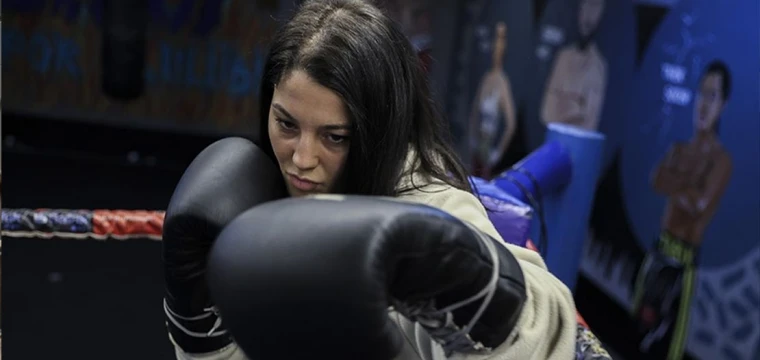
1 209 165 241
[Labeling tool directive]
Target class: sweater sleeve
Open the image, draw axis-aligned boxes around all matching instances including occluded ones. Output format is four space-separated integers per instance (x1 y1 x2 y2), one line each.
399 186 577 360
169 332 248 360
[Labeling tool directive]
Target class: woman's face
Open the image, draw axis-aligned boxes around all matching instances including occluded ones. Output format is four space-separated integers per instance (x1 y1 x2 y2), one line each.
268 70 352 197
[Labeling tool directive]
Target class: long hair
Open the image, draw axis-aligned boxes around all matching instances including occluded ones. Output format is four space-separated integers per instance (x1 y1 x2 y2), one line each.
256 0 472 196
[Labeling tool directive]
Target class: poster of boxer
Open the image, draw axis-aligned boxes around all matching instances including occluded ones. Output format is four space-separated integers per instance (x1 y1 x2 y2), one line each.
580 0 760 359
523 0 635 166
540 0 607 132
436 0 534 177
1 0 289 135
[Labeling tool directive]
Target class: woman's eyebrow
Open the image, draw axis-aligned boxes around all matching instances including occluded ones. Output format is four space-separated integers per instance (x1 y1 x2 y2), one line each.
274 103 350 131
272 103 297 122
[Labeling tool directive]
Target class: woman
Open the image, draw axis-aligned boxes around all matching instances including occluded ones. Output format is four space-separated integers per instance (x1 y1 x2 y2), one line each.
169 0 576 359
468 22 517 179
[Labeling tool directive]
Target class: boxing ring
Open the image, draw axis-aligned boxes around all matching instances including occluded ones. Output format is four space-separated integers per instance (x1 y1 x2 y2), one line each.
1 124 609 359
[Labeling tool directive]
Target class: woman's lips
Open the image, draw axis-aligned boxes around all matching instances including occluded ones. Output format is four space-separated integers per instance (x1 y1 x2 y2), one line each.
288 174 319 192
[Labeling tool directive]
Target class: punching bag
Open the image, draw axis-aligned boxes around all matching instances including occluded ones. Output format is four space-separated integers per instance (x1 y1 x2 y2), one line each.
102 0 149 101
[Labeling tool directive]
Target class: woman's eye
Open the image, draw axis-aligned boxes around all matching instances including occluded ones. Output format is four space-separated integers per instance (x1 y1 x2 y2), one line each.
276 119 297 131
326 134 348 144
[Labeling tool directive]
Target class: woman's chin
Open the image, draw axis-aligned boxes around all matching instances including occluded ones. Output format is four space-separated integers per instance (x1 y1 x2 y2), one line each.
288 187 326 198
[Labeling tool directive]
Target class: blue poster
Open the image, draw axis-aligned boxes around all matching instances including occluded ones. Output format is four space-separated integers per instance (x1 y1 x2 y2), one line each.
523 0 635 168
583 0 760 358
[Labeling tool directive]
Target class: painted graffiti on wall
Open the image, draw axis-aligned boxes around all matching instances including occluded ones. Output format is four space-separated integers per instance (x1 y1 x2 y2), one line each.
2 0 279 134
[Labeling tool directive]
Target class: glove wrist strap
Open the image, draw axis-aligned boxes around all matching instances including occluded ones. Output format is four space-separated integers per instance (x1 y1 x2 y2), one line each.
163 298 233 354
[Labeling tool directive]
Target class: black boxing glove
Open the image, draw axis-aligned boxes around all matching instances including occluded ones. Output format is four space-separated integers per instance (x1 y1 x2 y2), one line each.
207 196 527 360
162 137 287 354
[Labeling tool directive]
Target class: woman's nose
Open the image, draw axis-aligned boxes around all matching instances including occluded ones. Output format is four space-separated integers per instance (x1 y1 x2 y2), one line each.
292 138 319 170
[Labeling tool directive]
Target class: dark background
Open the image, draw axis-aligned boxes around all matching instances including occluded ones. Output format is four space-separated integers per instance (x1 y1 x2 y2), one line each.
2 114 227 360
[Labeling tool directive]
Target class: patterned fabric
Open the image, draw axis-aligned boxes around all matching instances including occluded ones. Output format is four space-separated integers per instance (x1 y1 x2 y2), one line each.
575 324 613 360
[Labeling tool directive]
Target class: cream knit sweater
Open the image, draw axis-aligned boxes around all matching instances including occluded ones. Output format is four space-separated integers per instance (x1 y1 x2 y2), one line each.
170 156 577 360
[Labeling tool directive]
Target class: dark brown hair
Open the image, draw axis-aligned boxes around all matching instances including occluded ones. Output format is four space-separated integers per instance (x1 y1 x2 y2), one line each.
256 0 472 196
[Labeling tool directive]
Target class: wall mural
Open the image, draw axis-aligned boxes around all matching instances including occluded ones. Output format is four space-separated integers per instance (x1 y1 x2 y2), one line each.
441 0 757 358
2 0 288 135
581 0 760 359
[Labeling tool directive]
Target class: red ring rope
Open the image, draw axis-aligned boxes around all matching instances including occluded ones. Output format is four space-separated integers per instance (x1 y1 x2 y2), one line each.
1 209 164 240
